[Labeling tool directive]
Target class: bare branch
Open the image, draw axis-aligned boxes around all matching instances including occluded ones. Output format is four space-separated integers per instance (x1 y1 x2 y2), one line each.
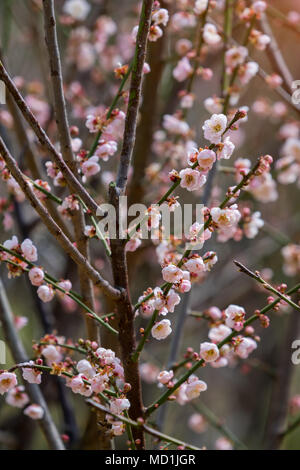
0 137 120 300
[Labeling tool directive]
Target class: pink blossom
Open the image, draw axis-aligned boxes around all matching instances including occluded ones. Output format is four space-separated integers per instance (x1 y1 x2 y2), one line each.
77 359 96 379
173 57 193 82
157 370 174 385
21 239 38 262
42 345 63 366
82 156 101 178
67 374 92 397
203 114 227 144
0 372 17 395
37 285 55 303
200 342 220 362
28 267 44 286
162 264 184 283
197 149 216 170
151 319 172 340
22 362 42 384
6 386 30 408
208 324 232 343
179 168 206 191
185 376 207 400
225 304 246 331
24 404 44 420
188 413 207 433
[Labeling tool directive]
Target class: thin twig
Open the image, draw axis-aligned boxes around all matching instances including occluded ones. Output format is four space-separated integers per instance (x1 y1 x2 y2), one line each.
0 278 65 450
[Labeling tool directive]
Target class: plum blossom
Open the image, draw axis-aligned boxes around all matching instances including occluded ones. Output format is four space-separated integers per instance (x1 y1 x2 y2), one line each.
234 337 257 359
42 345 63 366
22 362 42 384
208 324 232 343
173 57 193 82
3 235 19 251
215 437 233 450
151 319 172 340
37 285 55 303
179 168 206 191
211 205 241 228
200 342 220 362
188 413 207 433
243 211 264 239
197 149 216 170
0 372 17 395
216 137 235 160
6 386 30 408
162 264 184 283
157 370 174 385
24 404 44 420
81 156 101 178
67 374 92 397
203 24 222 45
163 114 190 136
225 304 246 331
185 376 207 400
28 267 44 286
166 289 180 313
21 239 38 262
203 114 227 144
110 398 130 415
63 0 91 21
194 0 208 15
282 244 300 276
225 46 248 70
77 359 96 379
152 8 169 27
184 256 205 275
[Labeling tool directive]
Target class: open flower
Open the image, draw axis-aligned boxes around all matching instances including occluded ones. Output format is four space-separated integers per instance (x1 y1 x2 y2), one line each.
0 372 17 395
225 304 246 331
151 319 172 340
200 342 220 362
203 114 227 144
24 404 44 420
179 168 206 191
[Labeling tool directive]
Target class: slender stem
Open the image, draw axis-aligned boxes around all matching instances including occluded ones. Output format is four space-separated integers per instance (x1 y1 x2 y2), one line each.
234 261 300 313
87 64 133 159
86 399 201 450
0 279 65 450
192 401 247 450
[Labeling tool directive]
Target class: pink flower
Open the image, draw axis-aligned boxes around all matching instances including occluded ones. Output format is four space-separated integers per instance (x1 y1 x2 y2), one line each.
197 149 216 170
22 362 42 384
200 342 220 362
235 337 257 359
216 137 235 160
179 168 206 191
90 373 108 394
203 24 221 45
188 413 207 433
67 374 92 397
203 114 227 144
166 289 180 312
21 238 38 261
3 235 19 251
110 398 130 415
77 359 96 379
96 140 117 161
14 316 28 331
37 285 55 303
82 156 101 178
6 386 30 408
63 0 91 21
42 345 62 366
157 370 174 385
225 304 246 331
0 372 18 395
173 57 193 82
28 267 44 286
162 264 184 283
215 437 233 450
152 8 169 26
184 256 205 275
24 404 44 420
208 324 232 343
185 376 207 400
151 319 172 340
163 114 190 135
